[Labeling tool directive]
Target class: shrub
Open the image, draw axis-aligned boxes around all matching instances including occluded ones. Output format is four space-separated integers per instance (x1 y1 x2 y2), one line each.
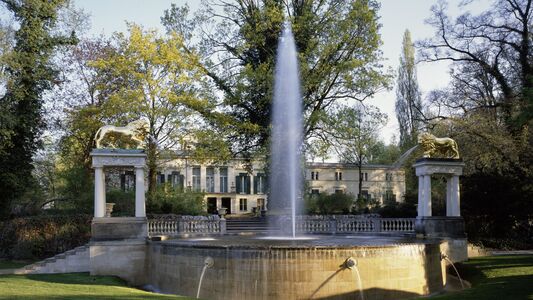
304 192 354 214
0 214 91 260
106 189 135 216
147 185 206 215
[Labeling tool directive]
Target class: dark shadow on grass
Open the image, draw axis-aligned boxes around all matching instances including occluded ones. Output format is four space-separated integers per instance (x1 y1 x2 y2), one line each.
23 272 127 286
316 288 420 299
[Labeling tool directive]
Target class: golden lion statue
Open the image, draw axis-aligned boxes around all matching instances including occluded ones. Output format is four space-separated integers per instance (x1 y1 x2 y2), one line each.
94 119 149 149
417 132 460 159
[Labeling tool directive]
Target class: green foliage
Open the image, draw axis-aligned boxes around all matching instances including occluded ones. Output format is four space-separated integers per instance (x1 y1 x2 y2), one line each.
0 0 77 219
162 0 390 155
377 201 417 218
147 185 205 215
305 192 354 215
105 189 135 217
55 165 93 212
0 214 91 260
91 24 217 198
395 29 423 150
368 140 401 164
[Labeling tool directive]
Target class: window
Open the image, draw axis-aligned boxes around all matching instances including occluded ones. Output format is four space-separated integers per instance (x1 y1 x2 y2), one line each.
121 171 135 191
192 167 201 192
168 172 184 189
362 172 368 181
255 173 266 194
257 198 265 210
311 171 314 180
236 173 250 194
361 190 370 200
335 189 344 194
315 171 319 180
311 189 320 195
239 198 248 211
156 172 165 185
335 171 342 181
206 167 215 193
219 167 228 193
385 173 393 181
385 190 396 203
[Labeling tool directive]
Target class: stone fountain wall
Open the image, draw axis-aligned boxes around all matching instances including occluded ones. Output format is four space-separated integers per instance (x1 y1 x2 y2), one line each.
146 241 444 300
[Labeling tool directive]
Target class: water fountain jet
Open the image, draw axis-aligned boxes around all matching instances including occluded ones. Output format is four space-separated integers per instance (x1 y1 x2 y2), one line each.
269 22 303 238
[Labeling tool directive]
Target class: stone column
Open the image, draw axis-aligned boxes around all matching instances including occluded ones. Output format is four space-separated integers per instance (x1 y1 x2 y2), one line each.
422 175 432 216
417 175 425 217
94 166 105 218
214 168 220 193
200 165 206 192
450 175 461 216
228 163 236 193
446 177 453 216
249 172 254 195
135 166 146 217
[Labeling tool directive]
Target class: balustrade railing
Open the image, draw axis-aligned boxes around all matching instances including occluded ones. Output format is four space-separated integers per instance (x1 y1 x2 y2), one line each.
147 215 415 237
148 215 225 236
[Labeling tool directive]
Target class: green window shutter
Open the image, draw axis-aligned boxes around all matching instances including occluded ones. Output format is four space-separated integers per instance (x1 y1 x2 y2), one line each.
245 176 251 194
236 175 241 193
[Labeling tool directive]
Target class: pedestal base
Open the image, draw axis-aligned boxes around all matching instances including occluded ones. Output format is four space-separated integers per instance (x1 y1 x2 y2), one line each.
415 216 465 238
91 217 148 241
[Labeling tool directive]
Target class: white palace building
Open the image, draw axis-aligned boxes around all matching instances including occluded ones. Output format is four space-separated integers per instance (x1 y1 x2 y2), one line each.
118 154 405 216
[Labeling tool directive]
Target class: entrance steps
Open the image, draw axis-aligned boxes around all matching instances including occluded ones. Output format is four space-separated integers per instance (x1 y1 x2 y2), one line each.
12 244 89 274
226 217 279 234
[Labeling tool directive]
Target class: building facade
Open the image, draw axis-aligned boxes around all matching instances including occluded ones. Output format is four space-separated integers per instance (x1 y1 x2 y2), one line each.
306 162 405 204
117 156 406 216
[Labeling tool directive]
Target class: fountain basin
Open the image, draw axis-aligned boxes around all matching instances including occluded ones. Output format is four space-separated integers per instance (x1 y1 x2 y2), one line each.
147 235 445 299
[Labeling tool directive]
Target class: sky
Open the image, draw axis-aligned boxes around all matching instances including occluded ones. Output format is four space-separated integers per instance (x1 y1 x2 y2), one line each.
71 0 491 142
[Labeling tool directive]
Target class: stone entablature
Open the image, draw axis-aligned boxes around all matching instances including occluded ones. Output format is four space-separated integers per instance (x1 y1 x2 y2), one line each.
91 149 147 168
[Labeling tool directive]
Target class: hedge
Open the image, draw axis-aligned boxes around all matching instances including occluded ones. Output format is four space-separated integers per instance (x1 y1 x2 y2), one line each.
0 214 92 260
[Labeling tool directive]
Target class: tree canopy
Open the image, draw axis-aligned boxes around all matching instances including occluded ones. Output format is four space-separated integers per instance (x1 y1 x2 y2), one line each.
161 0 390 156
395 29 423 150
0 0 76 219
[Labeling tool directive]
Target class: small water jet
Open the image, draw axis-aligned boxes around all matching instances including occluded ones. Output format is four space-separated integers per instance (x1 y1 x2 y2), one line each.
196 256 214 299
441 253 465 289
345 257 365 300
392 145 419 169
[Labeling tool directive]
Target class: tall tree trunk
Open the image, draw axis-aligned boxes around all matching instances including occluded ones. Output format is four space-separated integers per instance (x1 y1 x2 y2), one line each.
147 139 157 201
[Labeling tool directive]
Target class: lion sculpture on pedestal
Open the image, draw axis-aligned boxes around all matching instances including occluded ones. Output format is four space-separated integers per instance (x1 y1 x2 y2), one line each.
94 119 149 149
417 132 460 159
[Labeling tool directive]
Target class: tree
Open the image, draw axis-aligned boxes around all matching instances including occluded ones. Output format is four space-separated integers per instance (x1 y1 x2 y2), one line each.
90 24 216 199
161 0 390 156
0 0 76 219
418 0 533 246
395 30 423 149
418 0 533 128
326 104 387 200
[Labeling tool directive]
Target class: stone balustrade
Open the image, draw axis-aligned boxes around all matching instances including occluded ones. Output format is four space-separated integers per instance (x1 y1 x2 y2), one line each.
148 215 225 236
148 215 415 237
295 215 415 234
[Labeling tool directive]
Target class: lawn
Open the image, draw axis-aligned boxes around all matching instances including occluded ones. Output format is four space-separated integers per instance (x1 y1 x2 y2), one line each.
0 273 191 300
431 255 533 299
